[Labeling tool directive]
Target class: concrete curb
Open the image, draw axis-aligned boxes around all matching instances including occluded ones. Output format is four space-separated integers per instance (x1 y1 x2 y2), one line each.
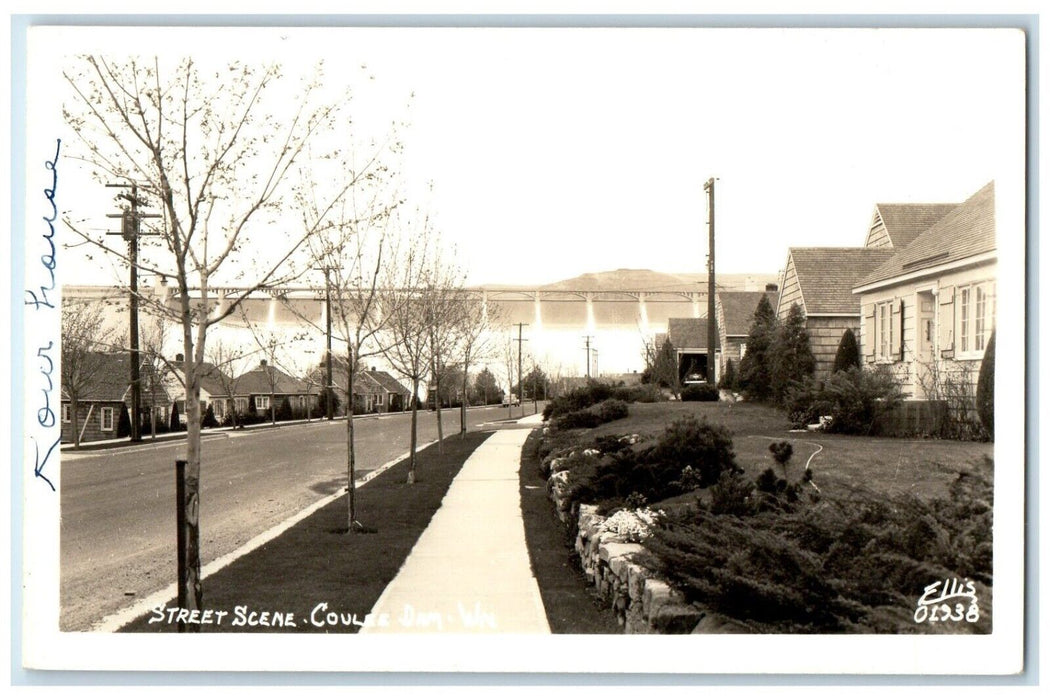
90 439 438 633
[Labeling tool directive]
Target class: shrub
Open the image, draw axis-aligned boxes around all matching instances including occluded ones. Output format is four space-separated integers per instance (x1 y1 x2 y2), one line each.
611 383 664 404
276 397 293 422
681 384 719 401
553 398 628 431
646 469 994 633
832 328 861 373
117 405 132 438
648 415 737 488
169 401 181 432
781 377 829 428
708 471 756 517
821 366 902 435
719 359 738 392
201 404 219 428
543 382 615 420
976 331 994 440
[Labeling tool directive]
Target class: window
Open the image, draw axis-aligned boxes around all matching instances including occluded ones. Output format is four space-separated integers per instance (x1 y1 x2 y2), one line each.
957 281 995 358
213 399 225 418
235 397 248 414
255 396 270 411
62 404 70 423
875 300 893 360
100 406 115 432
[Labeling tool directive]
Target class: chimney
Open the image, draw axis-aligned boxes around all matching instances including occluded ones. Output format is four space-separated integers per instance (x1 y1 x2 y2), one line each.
260 359 268 367
176 353 184 362
765 283 779 292
371 366 376 372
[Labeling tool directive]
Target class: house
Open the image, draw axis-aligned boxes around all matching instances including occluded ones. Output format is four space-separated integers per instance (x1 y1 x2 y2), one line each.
325 364 389 415
853 181 995 400
163 354 237 424
715 285 779 374
364 369 413 412
776 247 896 378
61 352 171 444
232 359 318 419
655 317 722 384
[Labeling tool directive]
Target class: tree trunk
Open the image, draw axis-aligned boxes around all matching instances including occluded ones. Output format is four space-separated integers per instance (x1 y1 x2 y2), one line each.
433 357 443 453
181 318 203 622
460 356 469 438
72 397 81 449
407 376 419 484
346 342 357 530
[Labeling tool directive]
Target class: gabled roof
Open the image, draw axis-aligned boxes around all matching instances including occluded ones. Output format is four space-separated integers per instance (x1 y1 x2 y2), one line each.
234 361 310 396
329 365 387 396
787 248 896 315
717 291 778 337
872 202 959 249
62 352 131 402
663 317 721 350
858 181 996 289
365 369 412 396
197 361 234 396
62 352 171 405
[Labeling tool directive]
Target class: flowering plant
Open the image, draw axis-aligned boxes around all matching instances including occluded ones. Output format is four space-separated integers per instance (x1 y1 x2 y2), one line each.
597 507 664 543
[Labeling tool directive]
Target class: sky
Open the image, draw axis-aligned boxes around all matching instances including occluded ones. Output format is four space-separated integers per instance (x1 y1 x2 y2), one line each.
27 25 1025 289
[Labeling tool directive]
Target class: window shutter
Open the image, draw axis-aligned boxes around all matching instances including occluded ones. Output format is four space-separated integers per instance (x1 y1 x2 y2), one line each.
897 298 906 361
863 304 876 362
938 285 955 359
889 299 900 363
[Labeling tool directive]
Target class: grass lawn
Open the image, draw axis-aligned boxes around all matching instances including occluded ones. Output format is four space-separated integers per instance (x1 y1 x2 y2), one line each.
581 401 994 501
519 432 621 634
120 431 491 633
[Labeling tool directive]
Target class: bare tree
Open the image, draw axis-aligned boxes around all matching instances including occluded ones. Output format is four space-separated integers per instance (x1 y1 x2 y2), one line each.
422 244 468 451
304 171 401 530
63 55 377 615
61 300 118 449
455 295 502 437
379 221 436 484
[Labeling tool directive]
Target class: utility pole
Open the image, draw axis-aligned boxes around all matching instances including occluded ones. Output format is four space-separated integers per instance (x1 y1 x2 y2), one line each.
106 183 158 442
583 335 594 380
704 177 717 385
515 323 527 418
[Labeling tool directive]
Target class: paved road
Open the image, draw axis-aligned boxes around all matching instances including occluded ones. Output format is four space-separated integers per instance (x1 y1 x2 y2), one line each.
60 404 539 631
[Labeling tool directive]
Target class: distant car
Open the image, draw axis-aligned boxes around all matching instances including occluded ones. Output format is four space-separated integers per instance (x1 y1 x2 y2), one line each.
501 394 520 407
683 372 707 384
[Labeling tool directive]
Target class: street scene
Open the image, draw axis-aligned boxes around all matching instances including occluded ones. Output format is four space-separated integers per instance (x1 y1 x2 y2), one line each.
21 24 1025 676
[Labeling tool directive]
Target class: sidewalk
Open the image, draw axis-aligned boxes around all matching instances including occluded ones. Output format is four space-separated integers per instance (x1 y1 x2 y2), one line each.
361 413 550 634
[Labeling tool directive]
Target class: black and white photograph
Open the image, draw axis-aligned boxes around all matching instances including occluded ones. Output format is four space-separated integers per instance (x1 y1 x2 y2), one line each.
14 14 1029 678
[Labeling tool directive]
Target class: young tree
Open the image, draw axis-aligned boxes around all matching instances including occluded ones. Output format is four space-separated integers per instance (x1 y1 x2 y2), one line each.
205 337 252 431
832 328 861 374
769 303 816 404
738 295 778 402
304 175 401 528
64 56 375 614
454 294 502 436
420 243 468 450
60 300 117 449
380 224 435 484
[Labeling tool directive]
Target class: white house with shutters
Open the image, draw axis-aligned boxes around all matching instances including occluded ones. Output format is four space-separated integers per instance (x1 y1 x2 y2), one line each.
852 181 996 399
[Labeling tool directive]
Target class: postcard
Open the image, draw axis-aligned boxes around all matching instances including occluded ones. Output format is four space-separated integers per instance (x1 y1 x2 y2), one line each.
16 20 1027 676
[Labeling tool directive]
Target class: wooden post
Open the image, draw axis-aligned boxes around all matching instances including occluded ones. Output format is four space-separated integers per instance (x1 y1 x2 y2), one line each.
176 459 202 632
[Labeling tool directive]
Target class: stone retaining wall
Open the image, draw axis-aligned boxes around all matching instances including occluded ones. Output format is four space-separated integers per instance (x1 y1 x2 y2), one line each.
561 501 747 634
